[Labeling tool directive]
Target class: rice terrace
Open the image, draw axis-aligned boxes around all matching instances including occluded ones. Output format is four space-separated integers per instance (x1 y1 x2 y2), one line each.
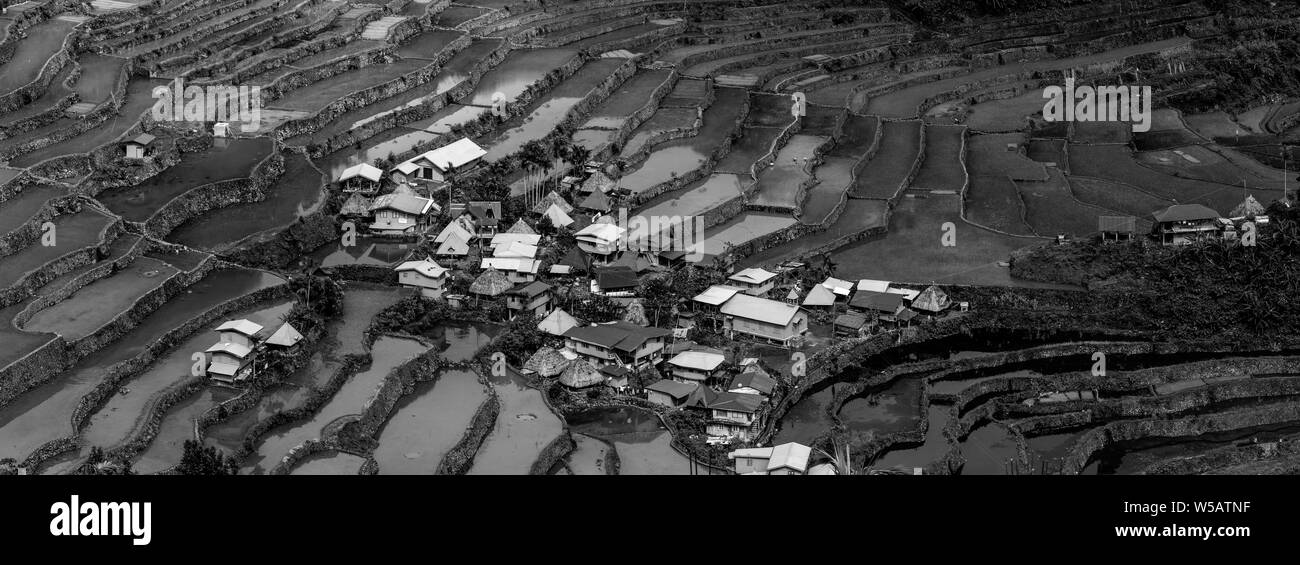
1 0 1300 481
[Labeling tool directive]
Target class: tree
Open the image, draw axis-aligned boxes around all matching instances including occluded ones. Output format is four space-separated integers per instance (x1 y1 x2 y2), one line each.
623 299 649 327
491 313 546 365
78 447 135 475
638 275 676 326
177 440 239 475
571 292 623 323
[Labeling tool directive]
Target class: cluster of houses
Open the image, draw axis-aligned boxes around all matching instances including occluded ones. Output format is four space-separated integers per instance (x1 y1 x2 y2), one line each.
1099 196 1273 246
204 318 303 386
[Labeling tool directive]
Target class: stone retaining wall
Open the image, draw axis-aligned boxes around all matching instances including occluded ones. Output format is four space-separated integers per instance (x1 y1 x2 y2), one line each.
0 212 123 309
0 23 78 114
142 150 285 238
529 431 575 475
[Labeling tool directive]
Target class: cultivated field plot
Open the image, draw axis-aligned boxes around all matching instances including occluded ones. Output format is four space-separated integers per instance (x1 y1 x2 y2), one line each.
619 107 698 158
800 104 844 137
701 212 797 257
967 133 1048 180
95 137 274 223
21 256 178 340
0 64 74 127
265 59 430 113
167 153 326 252
714 126 783 174
0 208 114 290
73 54 129 105
659 78 709 108
0 16 80 96
637 173 744 220
830 195 1050 287
467 368 563 475
0 268 284 462
290 452 366 475
572 128 615 152
962 89 1044 132
829 114 878 158
396 29 465 60
433 5 489 28
1135 145 1287 189
461 47 579 106
1133 128 1203 151
617 87 748 194
250 40 386 86
750 134 826 210
374 369 487 475
1015 169 1115 237
580 68 673 130
483 58 626 161
1027 138 1067 168
8 77 168 167
746 92 798 128
1068 176 1172 218
1183 111 1249 140
1069 143 1282 214
964 134 1044 236
133 386 236 474
911 124 965 190
863 38 1192 118
567 21 674 51
1070 120 1131 145
799 155 858 225
851 120 922 199
0 181 68 233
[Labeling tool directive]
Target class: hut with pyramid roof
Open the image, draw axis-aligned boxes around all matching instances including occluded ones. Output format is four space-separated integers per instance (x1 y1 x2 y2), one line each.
559 358 605 389
523 346 570 377
912 285 951 314
579 188 612 213
531 191 574 215
581 171 615 194
1230 195 1266 219
470 267 512 298
801 284 836 309
542 202 574 229
505 218 537 235
339 193 374 220
537 307 579 336
436 232 470 258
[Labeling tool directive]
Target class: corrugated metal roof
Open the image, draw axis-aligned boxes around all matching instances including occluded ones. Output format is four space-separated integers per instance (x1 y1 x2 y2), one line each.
216 319 262 337
720 294 800 326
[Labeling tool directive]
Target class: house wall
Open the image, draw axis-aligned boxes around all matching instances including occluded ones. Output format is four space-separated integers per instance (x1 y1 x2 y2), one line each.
727 313 806 343
371 209 419 232
647 390 680 408
733 456 770 474
568 340 615 362
399 271 444 290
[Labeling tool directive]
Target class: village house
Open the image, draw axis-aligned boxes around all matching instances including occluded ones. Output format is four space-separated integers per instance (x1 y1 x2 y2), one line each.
505 281 553 319
719 293 809 346
849 290 906 322
465 202 502 239
575 222 625 262
706 391 765 442
835 313 871 337
727 267 778 297
339 163 383 195
391 138 486 186
1151 203 1222 245
206 319 261 384
339 193 375 222
1099 215 1137 242
436 231 471 258
601 365 631 393
490 232 542 253
593 265 638 296
563 320 672 370
124 133 155 160
368 186 436 236
667 350 727 386
469 267 513 302
537 307 579 337
729 366 777 399
911 285 952 317
692 284 744 313
821 276 855 299
728 442 813 475
646 379 698 408
264 323 304 354
394 257 450 299
523 346 570 378
480 257 539 284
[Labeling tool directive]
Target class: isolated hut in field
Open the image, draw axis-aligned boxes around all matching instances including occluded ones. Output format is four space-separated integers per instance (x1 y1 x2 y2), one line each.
912 285 951 315
470 267 512 299
560 358 605 389
523 346 570 377
1230 195 1266 219
505 218 537 235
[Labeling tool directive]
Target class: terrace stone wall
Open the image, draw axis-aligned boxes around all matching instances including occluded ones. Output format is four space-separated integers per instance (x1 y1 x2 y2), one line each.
622 87 748 208
141 150 286 238
435 367 499 474
127 0 296 65
0 213 124 308
0 187 80 258
12 236 150 329
0 24 77 114
335 343 450 446
0 62 80 136
259 45 398 104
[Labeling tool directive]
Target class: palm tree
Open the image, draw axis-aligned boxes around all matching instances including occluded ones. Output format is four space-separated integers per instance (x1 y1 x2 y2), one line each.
814 437 857 475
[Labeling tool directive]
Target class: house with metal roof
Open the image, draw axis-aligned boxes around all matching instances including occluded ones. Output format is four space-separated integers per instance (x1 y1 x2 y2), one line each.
339 163 383 195
395 257 450 299
801 284 837 308
646 379 698 408
392 138 486 185
667 350 727 385
719 294 809 346
479 257 539 284
1151 203 1222 245
706 391 765 442
727 267 778 296
505 281 552 318
593 265 638 295
368 188 436 235
575 222 624 261
729 367 776 398
849 290 906 318
125 133 155 160
692 284 744 312
563 320 672 369
728 442 812 475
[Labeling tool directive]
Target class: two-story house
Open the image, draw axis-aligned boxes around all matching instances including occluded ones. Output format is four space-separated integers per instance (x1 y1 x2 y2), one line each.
706 391 765 442
479 257 539 284
667 350 727 386
692 285 744 313
505 281 552 319
562 320 672 370
395 257 450 299
206 319 263 385
727 267 778 297
719 293 808 346
391 138 486 186
575 222 625 263
368 188 436 235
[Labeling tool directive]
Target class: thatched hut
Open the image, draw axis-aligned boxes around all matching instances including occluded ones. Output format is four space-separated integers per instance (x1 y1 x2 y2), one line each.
470 267 512 297
912 285 951 314
523 346 570 377
560 358 605 389
505 218 537 235
1231 195 1266 218
531 190 574 215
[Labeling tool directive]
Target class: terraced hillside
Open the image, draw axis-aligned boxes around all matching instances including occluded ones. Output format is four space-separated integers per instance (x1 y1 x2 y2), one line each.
1 0 1299 478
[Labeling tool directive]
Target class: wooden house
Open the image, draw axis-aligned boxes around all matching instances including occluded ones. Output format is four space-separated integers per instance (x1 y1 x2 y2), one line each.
1151 204 1222 245
646 379 698 409
563 320 672 370
124 133 155 160
368 187 436 235
395 257 451 299
391 138 486 186
706 392 765 442
667 350 727 386
719 294 808 346
505 280 552 318
339 163 383 195
727 267 778 297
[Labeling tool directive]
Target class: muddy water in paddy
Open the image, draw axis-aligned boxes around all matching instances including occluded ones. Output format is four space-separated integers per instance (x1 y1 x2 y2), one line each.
133 387 236 474
462 48 578 106
958 423 1020 475
1084 422 1300 475
567 406 692 475
870 405 952 472
309 235 415 267
166 152 326 252
0 269 282 462
9 77 169 167
466 367 563 475
374 369 487 474
290 452 367 475
929 369 1040 396
839 378 924 437
79 300 294 452
553 433 610 475
96 138 274 222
